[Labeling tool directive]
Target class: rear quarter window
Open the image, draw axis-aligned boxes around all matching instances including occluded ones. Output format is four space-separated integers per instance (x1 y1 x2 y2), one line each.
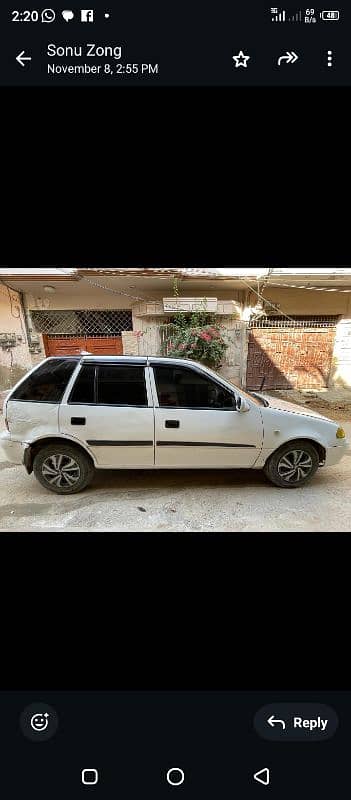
11 359 79 403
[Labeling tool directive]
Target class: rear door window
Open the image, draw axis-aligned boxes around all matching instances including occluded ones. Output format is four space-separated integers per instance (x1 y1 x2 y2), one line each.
97 365 148 406
11 359 79 403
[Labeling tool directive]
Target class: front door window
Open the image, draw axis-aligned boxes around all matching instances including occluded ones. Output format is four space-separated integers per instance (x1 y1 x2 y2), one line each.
153 366 236 410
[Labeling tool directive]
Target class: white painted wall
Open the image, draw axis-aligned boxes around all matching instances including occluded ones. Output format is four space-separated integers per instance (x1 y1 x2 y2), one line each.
0 284 32 389
329 293 351 387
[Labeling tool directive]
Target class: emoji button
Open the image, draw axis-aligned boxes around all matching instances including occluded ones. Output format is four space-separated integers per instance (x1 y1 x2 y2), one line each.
20 703 59 742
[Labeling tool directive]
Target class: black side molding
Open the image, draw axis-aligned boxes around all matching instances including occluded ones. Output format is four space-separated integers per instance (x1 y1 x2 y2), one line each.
71 417 86 425
156 441 257 448
86 440 153 446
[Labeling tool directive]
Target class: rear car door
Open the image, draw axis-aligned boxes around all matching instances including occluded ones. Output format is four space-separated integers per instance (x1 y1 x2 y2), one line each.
59 362 155 468
151 363 263 468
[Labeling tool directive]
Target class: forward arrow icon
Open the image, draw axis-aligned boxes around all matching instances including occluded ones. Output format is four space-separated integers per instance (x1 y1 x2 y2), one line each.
278 51 299 66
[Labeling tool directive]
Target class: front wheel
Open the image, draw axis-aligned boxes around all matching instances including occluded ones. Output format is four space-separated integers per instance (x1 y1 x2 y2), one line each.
264 441 320 489
33 443 95 494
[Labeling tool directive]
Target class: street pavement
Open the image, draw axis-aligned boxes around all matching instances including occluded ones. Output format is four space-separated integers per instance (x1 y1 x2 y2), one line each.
0 417 350 532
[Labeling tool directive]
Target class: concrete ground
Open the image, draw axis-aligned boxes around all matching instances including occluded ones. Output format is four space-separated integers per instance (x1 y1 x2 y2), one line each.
0 414 350 533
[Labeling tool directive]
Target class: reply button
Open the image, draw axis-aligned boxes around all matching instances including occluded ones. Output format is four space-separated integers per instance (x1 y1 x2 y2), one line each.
254 703 339 741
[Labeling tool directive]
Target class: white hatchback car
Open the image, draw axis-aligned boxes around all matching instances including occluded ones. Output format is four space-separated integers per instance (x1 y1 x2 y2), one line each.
0 355 348 494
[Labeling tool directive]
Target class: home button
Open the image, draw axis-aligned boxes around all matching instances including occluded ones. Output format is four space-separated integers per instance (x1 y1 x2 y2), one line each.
167 768 185 786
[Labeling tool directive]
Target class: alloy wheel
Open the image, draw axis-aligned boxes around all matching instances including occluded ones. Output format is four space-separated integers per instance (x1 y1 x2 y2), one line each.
41 454 81 488
277 449 313 483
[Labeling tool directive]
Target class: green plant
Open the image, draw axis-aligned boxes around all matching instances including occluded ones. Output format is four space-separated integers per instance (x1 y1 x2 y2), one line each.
161 310 229 369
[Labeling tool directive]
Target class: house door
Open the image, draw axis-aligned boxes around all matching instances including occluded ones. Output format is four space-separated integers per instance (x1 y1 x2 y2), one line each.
44 335 123 357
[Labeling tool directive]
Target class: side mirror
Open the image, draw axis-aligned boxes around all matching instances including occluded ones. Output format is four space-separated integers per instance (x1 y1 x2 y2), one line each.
237 396 251 413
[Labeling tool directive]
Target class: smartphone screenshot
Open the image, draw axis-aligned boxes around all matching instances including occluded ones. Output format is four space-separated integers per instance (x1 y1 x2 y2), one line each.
1 0 348 788
0 3 349 85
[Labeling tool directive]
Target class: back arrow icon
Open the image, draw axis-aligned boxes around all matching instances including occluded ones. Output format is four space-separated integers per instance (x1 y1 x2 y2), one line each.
16 50 32 67
254 768 270 787
277 51 298 66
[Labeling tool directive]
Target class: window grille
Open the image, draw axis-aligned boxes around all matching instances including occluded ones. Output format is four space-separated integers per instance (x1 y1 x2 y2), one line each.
249 315 340 329
31 309 133 336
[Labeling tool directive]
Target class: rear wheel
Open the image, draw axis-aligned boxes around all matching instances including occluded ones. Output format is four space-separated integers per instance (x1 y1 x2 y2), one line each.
33 443 95 494
264 441 320 489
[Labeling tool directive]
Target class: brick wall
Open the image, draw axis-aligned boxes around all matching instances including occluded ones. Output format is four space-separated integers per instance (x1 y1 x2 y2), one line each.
247 327 337 390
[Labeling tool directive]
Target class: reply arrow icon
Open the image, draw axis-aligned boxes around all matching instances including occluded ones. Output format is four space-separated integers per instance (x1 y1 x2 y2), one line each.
16 50 32 67
277 51 299 66
267 715 286 730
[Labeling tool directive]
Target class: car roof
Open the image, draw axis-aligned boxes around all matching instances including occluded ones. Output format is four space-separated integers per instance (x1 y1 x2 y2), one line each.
44 355 204 368
79 355 202 367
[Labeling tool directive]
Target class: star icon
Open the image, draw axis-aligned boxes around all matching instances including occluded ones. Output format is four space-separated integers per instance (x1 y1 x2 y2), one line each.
232 50 251 68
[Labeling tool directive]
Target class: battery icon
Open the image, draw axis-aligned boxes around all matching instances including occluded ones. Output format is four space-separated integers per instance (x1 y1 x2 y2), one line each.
321 10 340 20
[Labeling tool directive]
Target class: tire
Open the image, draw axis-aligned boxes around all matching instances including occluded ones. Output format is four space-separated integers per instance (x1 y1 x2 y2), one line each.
263 440 320 489
33 443 95 495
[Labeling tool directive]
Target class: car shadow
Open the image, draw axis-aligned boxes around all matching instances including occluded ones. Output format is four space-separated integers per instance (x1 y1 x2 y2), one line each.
89 468 269 493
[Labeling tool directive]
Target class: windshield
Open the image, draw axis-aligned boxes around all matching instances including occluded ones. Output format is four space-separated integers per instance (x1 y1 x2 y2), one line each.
208 368 265 407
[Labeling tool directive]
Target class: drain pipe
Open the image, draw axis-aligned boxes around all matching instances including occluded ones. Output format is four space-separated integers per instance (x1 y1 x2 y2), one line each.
16 289 33 347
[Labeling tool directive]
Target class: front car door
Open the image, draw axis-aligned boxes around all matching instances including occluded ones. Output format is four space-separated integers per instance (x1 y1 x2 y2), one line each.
151 363 263 468
59 361 155 468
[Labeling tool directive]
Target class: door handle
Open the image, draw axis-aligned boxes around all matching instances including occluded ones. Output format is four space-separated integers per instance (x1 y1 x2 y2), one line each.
165 420 180 428
71 417 86 425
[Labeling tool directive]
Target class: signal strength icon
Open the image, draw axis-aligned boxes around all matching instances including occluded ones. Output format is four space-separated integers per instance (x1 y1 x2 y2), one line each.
289 9 303 21
271 7 286 21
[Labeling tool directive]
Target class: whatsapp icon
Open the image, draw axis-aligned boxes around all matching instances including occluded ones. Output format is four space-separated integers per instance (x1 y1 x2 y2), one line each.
41 9 56 23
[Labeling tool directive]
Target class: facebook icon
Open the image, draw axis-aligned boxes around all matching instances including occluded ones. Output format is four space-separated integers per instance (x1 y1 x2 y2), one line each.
81 9 94 21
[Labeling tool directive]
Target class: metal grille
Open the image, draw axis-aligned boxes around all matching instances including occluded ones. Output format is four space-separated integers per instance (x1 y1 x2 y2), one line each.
249 315 340 329
31 309 133 336
159 323 175 355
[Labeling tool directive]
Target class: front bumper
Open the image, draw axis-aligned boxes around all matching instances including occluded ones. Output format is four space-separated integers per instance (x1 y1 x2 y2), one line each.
0 431 26 465
324 439 349 467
